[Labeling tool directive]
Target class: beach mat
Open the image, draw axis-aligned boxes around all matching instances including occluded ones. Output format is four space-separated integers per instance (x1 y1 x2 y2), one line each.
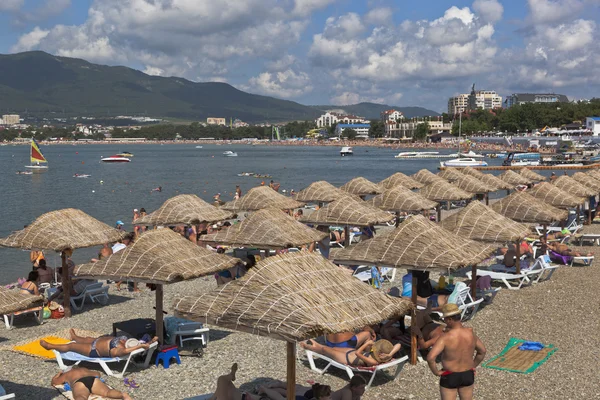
184 395 213 400
54 383 117 400
483 337 557 374
1 329 102 359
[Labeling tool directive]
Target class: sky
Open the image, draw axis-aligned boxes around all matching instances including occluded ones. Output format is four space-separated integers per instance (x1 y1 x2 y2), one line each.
0 0 599 113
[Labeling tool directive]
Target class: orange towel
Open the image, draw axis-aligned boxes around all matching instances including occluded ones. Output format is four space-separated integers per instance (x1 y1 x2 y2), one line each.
13 336 71 359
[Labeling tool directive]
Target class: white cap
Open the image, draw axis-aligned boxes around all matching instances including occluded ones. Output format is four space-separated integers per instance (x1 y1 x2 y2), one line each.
133 209 139 212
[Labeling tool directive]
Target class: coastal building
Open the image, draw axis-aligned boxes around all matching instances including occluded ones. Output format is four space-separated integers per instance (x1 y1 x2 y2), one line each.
427 120 453 134
335 123 370 139
448 87 502 114
506 93 569 108
316 112 367 128
2 114 20 125
448 94 469 115
381 109 404 122
585 117 600 136
207 117 226 126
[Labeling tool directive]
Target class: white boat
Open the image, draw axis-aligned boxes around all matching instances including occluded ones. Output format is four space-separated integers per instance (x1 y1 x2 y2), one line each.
195 146 203 149
223 151 238 157
441 158 488 167
24 139 49 169
458 150 485 158
340 146 353 156
101 155 131 163
73 174 91 178
395 151 455 159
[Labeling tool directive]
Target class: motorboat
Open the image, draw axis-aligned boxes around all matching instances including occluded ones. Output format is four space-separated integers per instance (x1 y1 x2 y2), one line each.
395 151 455 159
195 146 203 149
73 174 91 178
15 171 32 175
502 152 541 166
101 155 131 163
441 158 488 167
458 150 485 158
116 152 134 157
223 151 238 157
340 146 353 156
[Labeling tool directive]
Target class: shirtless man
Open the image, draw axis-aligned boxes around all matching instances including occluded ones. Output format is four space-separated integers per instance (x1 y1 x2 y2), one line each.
51 367 132 400
209 363 259 400
426 304 486 400
332 375 366 400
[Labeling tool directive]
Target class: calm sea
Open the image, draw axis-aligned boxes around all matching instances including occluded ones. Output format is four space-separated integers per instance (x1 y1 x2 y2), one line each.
0 143 509 284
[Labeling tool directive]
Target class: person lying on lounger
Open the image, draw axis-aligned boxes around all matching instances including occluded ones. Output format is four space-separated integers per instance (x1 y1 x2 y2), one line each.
300 339 401 367
542 236 593 257
257 381 333 400
324 326 375 349
392 272 450 311
40 328 157 358
51 366 132 400
209 363 261 400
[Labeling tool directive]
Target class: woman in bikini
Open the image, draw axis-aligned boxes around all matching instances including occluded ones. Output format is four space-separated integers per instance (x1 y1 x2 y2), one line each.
40 328 157 358
300 339 400 368
324 326 375 349
51 366 132 400
20 270 40 296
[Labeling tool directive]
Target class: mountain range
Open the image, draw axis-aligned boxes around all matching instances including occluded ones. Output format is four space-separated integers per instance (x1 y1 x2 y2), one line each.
0 51 438 122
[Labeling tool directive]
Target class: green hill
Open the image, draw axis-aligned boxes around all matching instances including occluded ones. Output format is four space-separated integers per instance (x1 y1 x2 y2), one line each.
0 51 439 122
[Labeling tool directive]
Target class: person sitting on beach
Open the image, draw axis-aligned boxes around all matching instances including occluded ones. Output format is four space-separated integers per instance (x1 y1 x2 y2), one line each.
40 328 158 358
395 271 450 311
209 363 260 400
258 381 333 400
501 241 532 267
330 229 345 244
294 209 304 220
36 259 54 286
51 366 132 400
380 303 444 351
325 326 375 349
30 249 45 268
20 270 40 296
300 339 401 368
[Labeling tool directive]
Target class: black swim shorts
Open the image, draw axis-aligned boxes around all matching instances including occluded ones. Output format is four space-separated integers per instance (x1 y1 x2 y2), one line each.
439 369 475 389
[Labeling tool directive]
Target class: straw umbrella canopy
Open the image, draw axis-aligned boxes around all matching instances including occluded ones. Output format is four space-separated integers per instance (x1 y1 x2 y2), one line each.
449 176 497 194
133 194 234 226
0 287 43 315
460 167 512 190
412 169 446 185
418 181 473 202
439 201 531 243
292 181 349 203
368 186 437 212
75 228 239 344
0 208 125 317
332 215 493 270
174 251 414 399
339 177 382 196
222 186 304 211
552 175 597 198
586 170 600 181
573 172 600 192
379 172 424 190
498 170 532 186
299 197 395 227
438 168 465 182
200 208 327 250
520 168 546 182
528 182 584 209
491 191 568 224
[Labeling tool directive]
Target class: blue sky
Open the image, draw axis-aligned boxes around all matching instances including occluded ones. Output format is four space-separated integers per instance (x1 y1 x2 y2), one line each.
1 0 599 113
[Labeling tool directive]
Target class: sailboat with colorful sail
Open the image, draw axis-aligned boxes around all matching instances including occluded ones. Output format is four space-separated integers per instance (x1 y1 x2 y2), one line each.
25 139 49 169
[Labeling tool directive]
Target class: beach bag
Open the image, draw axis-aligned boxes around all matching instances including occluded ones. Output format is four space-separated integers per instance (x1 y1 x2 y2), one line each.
42 307 51 319
48 302 64 319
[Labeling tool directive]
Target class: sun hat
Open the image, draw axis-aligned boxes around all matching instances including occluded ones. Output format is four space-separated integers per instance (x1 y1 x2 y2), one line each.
371 339 394 363
125 338 140 348
441 303 461 318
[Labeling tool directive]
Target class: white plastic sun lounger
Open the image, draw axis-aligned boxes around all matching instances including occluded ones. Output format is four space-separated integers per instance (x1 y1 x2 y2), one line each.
3 306 43 329
52 341 158 378
304 349 408 389
174 321 210 347
69 282 109 311
490 255 560 284
467 270 529 290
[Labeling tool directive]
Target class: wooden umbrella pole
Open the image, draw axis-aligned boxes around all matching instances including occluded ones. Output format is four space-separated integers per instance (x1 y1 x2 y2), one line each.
542 225 547 254
588 199 592 225
61 251 72 318
396 211 401 227
287 342 296 399
437 205 441 223
515 239 521 275
156 284 164 345
577 205 581 225
470 265 477 300
410 274 418 365
485 193 489 206
344 226 350 247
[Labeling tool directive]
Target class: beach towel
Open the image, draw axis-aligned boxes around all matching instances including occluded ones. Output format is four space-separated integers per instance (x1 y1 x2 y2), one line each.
1 329 102 359
483 337 557 374
54 383 116 400
13 336 71 359
184 395 213 400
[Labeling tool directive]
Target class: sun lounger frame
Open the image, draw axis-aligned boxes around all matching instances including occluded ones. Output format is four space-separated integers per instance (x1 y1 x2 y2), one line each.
69 282 109 311
52 341 158 378
304 349 408 389
175 321 210 347
3 306 43 330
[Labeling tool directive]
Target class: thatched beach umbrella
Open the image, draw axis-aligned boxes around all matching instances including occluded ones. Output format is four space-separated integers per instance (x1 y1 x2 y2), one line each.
586 170 600 181
222 186 303 211
0 287 43 315
491 191 568 225
573 172 600 192
438 168 465 182
299 197 395 227
412 169 446 185
369 186 437 213
0 208 125 317
498 170 532 186
75 228 239 344
200 208 327 250
520 168 546 182
292 181 349 203
459 167 513 190
418 181 473 221
133 194 234 225
450 176 497 195
528 182 584 209
379 172 424 190
440 202 531 274
174 251 414 398
340 177 382 196
553 175 597 224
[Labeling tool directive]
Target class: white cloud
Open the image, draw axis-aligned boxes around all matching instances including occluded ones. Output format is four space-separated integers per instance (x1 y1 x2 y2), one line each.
10 27 50 52
364 7 392 25
0 0 23 11
527 0 585 24
246 69 313 98
323 13 365 39
544 19 595 51
472 0 503 23
292 0 336 17
266 55 297 71
330 92 361 105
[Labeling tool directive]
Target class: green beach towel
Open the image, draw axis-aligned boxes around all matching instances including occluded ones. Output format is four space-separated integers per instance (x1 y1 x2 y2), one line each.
483 337 557 374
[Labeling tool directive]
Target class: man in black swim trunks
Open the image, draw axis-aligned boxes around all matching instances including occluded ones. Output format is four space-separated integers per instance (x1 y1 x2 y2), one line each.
426 304 486 400
51 366 132 400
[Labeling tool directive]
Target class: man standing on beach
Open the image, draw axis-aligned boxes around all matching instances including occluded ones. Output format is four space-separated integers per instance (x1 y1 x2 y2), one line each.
426 304 486 400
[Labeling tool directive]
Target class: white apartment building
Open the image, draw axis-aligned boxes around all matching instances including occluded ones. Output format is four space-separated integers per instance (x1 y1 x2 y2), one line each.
448 91 502 114
381 109 404 122
316 112 367 128
207 117 226 125
2 114 20 125
448 94 469 115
